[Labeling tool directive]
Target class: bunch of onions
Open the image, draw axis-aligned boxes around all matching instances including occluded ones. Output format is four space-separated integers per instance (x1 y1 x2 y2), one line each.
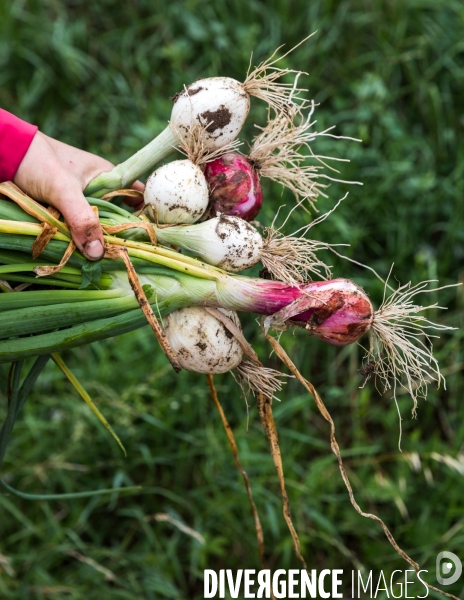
134 108 344 283
0 37 456 592
117 118 336 283
0 183 452 408
0 35 453 410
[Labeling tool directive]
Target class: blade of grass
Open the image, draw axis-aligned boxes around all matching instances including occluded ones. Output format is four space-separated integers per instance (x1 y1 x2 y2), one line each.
51 353 126 456
1 356 49 469
0 361 23 469
15 355 51 418
0 478 141 501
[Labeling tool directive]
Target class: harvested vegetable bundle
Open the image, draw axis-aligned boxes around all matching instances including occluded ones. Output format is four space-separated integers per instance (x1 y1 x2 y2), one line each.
0 32 459 600
0 176 457 600
0 182 456 595
0 182 452 409
134 99 359 226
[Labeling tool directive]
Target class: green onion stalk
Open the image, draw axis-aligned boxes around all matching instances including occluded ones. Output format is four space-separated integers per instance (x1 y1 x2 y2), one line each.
84 126 178 197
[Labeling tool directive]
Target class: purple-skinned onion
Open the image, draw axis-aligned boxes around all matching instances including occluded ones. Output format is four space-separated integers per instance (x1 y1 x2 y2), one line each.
278 279 374 346
204 152 263 221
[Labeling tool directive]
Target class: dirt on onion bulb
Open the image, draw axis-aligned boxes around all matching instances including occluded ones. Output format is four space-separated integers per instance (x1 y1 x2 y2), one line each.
163 306 286 398
171 78 250 152
164 307 243 374
156 215 262 272
171 39 310 151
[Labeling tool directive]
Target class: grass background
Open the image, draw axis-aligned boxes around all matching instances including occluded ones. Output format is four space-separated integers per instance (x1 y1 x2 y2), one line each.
1 0 463 598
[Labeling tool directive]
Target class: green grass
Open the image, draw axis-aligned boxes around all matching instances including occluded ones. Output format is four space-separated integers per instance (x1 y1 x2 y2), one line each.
1 0 464 598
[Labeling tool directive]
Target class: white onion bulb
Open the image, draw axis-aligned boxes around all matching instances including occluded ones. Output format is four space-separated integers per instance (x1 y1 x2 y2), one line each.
164 307 243 374
171 77 250 151
156 215 263 272
144 159 209 224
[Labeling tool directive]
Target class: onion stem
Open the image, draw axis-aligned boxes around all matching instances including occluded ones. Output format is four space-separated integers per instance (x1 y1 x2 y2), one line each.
0 220 69 241
84 125 178 197
0 308 156 362
104 235 224 281
0 274 81 289
0 289 123 312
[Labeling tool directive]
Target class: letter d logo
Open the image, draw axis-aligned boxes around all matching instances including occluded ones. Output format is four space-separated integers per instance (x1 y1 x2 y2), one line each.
436 551 462 586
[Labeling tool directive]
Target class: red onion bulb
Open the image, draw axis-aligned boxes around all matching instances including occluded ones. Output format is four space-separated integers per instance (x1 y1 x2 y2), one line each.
204 152 263 221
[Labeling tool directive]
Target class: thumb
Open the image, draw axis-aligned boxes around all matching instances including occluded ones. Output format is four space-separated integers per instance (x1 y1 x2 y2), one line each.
52 192 105 261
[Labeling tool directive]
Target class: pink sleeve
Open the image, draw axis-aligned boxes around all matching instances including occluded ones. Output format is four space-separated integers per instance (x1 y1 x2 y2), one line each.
0 109 38 182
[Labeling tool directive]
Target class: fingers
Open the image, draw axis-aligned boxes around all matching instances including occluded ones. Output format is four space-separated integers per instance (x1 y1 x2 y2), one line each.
52 189 105 260
131 180 145 192
123 179 145 211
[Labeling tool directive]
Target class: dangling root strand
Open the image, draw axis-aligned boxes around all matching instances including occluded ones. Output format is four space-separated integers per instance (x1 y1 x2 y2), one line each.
207 375 266 568
258 193 351 285
257 392 307 570
243 35 316 114
234 360 289 400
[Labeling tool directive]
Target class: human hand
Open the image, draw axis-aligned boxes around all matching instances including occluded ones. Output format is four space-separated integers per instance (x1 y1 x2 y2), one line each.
14 132 144 260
